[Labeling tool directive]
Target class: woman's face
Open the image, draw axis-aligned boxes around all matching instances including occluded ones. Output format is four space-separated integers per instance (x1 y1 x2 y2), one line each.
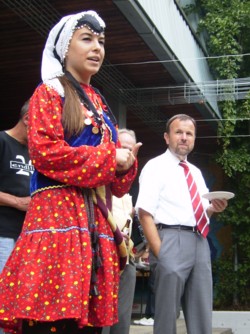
65 27 105 84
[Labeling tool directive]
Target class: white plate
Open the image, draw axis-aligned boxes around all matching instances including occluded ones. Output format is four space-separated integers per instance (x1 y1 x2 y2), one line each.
202 191 235 201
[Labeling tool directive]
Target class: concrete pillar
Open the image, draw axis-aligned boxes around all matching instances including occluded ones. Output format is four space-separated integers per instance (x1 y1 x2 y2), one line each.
106 94 127 129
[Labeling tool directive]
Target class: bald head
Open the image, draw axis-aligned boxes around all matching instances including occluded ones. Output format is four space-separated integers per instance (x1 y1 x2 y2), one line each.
118 128 136 150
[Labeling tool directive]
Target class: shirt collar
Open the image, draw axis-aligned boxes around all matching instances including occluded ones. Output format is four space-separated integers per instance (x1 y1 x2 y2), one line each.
165 148 188 167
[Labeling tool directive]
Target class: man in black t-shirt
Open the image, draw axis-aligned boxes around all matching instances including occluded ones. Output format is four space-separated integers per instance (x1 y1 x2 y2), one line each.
0 99 34 283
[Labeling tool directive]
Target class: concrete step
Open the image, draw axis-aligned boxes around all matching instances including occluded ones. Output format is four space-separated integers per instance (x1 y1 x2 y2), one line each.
129 319 233 334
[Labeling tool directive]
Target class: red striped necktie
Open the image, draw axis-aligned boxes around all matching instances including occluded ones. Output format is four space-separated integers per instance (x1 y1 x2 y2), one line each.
179 161 209 237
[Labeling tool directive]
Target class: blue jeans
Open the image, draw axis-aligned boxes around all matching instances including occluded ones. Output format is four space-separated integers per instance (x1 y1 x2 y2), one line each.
0 236 15 273
0 236 15 334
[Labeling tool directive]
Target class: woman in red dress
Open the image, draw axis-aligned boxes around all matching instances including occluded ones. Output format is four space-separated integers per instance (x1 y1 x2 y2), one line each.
0 10 141 334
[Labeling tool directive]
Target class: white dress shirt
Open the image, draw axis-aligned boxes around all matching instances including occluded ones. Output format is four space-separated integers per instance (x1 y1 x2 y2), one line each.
135 149 210 227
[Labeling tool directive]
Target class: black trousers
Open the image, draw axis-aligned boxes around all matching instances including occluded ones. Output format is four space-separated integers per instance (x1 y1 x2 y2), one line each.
22 319 102 334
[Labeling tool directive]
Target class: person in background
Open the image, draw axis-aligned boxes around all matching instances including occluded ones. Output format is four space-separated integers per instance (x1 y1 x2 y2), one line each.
102 128 142 334
136 114 229 334
0 99 33 334
133 248 155 326
0 11 141 334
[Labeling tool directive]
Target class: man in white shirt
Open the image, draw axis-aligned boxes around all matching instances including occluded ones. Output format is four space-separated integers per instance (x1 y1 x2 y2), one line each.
136 114 228 334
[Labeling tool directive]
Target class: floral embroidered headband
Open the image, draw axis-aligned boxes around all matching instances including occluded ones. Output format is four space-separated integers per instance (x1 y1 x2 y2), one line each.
41 10 106 82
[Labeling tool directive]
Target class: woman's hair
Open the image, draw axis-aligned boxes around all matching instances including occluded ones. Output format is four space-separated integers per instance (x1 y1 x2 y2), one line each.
59 75 85 136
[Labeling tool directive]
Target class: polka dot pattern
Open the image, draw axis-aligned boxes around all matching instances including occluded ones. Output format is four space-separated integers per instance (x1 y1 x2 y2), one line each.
0 84 138 333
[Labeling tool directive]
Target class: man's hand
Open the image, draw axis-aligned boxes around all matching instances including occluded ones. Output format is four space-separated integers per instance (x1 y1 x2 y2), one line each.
121 231 130 245
15 196 31 211
0 191 31 211
207 198 228 217
139 208 161 258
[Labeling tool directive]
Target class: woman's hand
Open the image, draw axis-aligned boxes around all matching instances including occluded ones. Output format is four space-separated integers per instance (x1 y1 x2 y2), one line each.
116 148 134 172
116 142 142 173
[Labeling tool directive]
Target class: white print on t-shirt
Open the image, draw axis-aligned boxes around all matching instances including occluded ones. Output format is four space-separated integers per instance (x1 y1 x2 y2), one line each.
10 155 34 176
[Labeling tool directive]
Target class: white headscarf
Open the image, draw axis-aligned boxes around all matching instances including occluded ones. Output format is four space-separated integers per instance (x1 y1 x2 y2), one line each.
41 10 105 94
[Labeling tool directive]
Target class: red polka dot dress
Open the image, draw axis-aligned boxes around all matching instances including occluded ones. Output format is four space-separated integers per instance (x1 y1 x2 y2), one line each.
0 83 137 333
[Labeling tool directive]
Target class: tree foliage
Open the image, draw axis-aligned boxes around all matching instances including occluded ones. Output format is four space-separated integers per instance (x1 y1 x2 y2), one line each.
183 0 250 309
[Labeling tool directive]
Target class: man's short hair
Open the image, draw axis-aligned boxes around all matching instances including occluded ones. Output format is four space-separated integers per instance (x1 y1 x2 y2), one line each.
19 99 30 119
118 128 137 142
165 114 197 134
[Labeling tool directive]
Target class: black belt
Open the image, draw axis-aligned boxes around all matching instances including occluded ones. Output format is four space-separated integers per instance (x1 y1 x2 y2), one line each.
157 224 200 234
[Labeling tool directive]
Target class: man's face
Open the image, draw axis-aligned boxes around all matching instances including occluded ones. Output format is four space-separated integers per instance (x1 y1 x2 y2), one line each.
164 119 196 160
119 132 136 150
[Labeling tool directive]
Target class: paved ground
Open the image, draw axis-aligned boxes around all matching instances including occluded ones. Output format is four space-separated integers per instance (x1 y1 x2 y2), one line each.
129 318 232 334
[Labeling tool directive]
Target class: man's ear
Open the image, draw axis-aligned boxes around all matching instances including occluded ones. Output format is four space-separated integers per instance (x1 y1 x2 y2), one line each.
22 113 29 126
164 132 169 145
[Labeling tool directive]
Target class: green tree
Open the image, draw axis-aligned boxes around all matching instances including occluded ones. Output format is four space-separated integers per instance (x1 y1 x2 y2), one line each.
183 0 250 309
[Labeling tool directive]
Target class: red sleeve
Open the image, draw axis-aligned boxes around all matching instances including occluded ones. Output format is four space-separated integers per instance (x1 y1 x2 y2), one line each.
111 160 138 198
28 84 118 189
